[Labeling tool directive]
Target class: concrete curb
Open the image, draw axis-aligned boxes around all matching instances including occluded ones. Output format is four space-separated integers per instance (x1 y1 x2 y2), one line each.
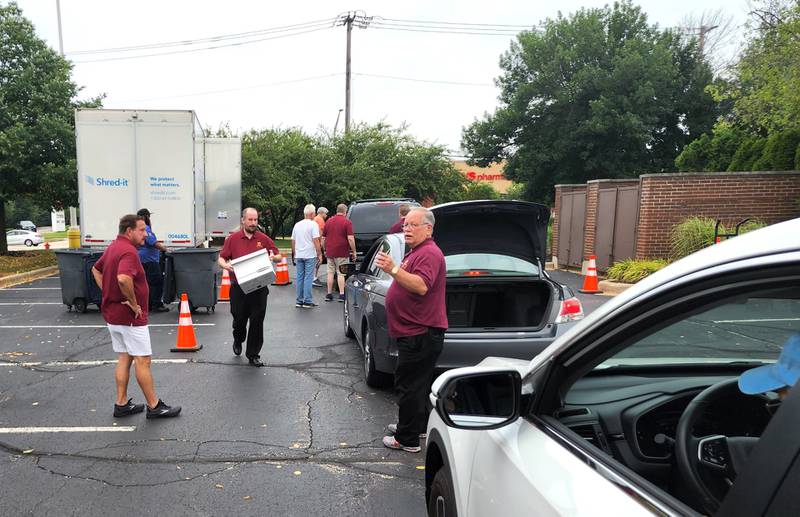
0 265 59 289
598 279 633 296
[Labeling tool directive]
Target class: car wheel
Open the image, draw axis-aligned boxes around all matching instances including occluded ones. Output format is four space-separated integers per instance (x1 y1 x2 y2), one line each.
428 464 457 517
363 324 391 388
24 239 33 247
343 298 355 338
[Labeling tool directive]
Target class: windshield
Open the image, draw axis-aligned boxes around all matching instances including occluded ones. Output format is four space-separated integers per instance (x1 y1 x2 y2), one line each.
597 292 799 369
445 253 539 276
348 203 417 234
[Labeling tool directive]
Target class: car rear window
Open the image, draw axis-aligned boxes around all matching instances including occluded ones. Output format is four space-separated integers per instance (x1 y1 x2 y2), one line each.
349 204 412 234
445 253 539 276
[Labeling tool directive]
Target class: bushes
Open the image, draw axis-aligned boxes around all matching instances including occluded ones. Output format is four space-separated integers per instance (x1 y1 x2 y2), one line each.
606 259 668 283
670 216 766 259
752 129 800 171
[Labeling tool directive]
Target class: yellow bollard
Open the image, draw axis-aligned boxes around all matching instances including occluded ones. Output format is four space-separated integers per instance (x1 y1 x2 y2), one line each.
67 227 81 249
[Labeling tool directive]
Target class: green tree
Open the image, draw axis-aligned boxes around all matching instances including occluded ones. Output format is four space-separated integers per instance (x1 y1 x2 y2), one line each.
503 182 526 200
0 4 97 253
675 123 747 172
462 1 717 203
241 128 325 237
752 129 800 171
727 137 768 171
729 2 800 134
460 181 500 201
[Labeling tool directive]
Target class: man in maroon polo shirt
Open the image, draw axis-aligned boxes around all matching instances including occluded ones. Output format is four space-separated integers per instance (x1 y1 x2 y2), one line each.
91 214 181 419
387 203 411 234
375 207 447 453
321 203 357 302
217 207 282 367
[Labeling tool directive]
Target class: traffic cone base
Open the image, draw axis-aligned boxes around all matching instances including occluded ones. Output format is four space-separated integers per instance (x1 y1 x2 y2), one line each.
272 256 292 286
219 268 231 301
578 255 603 294
171 293 203 352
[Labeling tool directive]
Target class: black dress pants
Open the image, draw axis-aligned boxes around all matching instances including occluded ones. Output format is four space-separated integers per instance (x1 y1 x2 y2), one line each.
142 261 164 309
229 283 269 360
394 327 444 447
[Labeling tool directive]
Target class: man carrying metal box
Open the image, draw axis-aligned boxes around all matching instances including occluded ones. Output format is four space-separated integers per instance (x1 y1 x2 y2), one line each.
217 208 282 367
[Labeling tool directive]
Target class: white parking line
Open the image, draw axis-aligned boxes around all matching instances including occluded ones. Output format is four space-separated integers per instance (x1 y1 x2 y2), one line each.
0 359 189 367
712 318 800 323
0 302 63 305
0 426 136 433
0 288 61 290
0 323 215 329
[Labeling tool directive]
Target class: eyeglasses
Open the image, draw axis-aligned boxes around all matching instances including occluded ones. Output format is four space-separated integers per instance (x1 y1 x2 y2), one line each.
402 222 431 229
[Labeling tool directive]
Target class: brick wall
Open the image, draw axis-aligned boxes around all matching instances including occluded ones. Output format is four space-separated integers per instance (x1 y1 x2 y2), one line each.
635 172 800 259
552 184 586 262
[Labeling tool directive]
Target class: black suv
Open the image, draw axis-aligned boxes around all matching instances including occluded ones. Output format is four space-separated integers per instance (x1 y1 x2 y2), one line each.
347 198 419 262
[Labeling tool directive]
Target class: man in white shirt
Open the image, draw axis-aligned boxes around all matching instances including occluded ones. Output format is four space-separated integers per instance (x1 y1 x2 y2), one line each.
291 204 322 308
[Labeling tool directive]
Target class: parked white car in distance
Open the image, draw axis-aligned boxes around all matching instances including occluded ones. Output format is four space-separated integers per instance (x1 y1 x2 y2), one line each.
6 229 44 247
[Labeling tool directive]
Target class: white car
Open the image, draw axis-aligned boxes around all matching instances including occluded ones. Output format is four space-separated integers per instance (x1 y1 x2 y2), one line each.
425 217 800 516
6 229 44 247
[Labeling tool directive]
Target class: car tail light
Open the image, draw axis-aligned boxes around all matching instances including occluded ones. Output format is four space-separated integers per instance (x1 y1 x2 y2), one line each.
556 297 584 323
463 270 489 276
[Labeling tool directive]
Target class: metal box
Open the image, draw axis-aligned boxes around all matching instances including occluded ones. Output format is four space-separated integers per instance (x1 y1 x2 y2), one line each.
230 249 275 294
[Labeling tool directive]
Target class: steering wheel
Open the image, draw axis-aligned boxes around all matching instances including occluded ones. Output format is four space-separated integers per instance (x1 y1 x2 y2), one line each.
674 378 762 515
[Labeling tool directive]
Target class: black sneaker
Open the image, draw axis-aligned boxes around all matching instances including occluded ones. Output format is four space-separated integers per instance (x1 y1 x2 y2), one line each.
324 293 334 302
146 399 182 419
152 305 170 313
114 398 144 417
295 302 304 308
303 302 318 308
338 294 345 302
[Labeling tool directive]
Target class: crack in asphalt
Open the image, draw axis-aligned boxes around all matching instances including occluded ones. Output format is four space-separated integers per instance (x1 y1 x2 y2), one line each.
305 390 322 450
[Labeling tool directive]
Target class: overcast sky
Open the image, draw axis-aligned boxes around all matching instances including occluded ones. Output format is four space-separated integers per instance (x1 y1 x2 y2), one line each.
13 0 750 156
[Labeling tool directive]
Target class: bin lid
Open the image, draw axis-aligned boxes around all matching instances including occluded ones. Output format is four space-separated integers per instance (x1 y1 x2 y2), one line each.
168 248 221 255
54 249 95 256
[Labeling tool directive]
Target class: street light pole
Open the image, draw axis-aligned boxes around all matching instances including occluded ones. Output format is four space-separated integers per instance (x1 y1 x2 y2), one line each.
344 14 353 134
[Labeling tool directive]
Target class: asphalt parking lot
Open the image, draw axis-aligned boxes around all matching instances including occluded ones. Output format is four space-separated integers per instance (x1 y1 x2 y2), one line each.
0 267 603 515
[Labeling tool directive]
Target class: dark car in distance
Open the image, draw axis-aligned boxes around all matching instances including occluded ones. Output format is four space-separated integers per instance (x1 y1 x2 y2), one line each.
341 200 585 387
346 198 420 263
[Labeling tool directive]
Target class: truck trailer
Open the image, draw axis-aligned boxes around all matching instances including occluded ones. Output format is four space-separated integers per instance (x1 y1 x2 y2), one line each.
75 109 206 248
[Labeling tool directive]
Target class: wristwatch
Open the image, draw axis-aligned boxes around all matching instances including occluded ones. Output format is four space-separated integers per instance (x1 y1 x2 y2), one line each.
390 266 399 276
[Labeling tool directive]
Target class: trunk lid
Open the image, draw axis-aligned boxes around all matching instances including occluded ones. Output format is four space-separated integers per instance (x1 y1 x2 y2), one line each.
431 200 550 264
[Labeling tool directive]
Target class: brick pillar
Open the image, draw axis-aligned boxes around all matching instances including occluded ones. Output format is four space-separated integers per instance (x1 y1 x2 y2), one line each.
583 181 600 258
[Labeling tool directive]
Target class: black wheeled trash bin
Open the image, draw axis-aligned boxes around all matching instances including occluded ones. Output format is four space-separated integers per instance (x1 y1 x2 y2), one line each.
167 248 220 313
55 249 104 313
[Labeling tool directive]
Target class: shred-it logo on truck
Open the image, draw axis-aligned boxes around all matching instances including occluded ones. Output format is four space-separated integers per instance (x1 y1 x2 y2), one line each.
86 176 129 187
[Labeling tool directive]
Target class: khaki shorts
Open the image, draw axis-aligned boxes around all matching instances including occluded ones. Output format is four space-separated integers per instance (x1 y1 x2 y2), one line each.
107 324 152 356
327 256 351 275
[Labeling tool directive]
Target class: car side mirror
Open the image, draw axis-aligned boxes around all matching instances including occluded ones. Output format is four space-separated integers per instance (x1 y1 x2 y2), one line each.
338 262 356 278
432 368 521 430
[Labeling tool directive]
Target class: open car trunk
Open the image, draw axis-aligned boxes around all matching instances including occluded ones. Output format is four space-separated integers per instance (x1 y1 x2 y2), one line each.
445 277 553 330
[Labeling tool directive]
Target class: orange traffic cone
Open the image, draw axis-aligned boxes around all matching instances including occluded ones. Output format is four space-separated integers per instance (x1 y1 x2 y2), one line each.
271 256 292 286
219 269 231 301
578 255 603 294
170 293 203 352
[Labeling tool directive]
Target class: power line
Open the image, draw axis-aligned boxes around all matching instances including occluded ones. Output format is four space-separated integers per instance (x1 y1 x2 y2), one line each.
67 18 336 56
116 73 343 103
355 73 493 87
72 26 334 63
371 25 521 36
372 20 525 34
378 17 533 29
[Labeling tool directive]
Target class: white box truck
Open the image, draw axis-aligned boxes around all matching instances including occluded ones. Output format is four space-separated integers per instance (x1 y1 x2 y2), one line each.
75 109 206 247
204 137 242 240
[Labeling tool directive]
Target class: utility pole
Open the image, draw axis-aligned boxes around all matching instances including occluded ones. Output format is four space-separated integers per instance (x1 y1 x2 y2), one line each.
336 12 371 135
55 0 64 55
696 24 719 55
345 14 352 134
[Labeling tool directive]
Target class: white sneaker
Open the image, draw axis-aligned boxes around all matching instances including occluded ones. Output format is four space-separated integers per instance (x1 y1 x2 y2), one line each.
382 435 421 453
387 423 426 439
